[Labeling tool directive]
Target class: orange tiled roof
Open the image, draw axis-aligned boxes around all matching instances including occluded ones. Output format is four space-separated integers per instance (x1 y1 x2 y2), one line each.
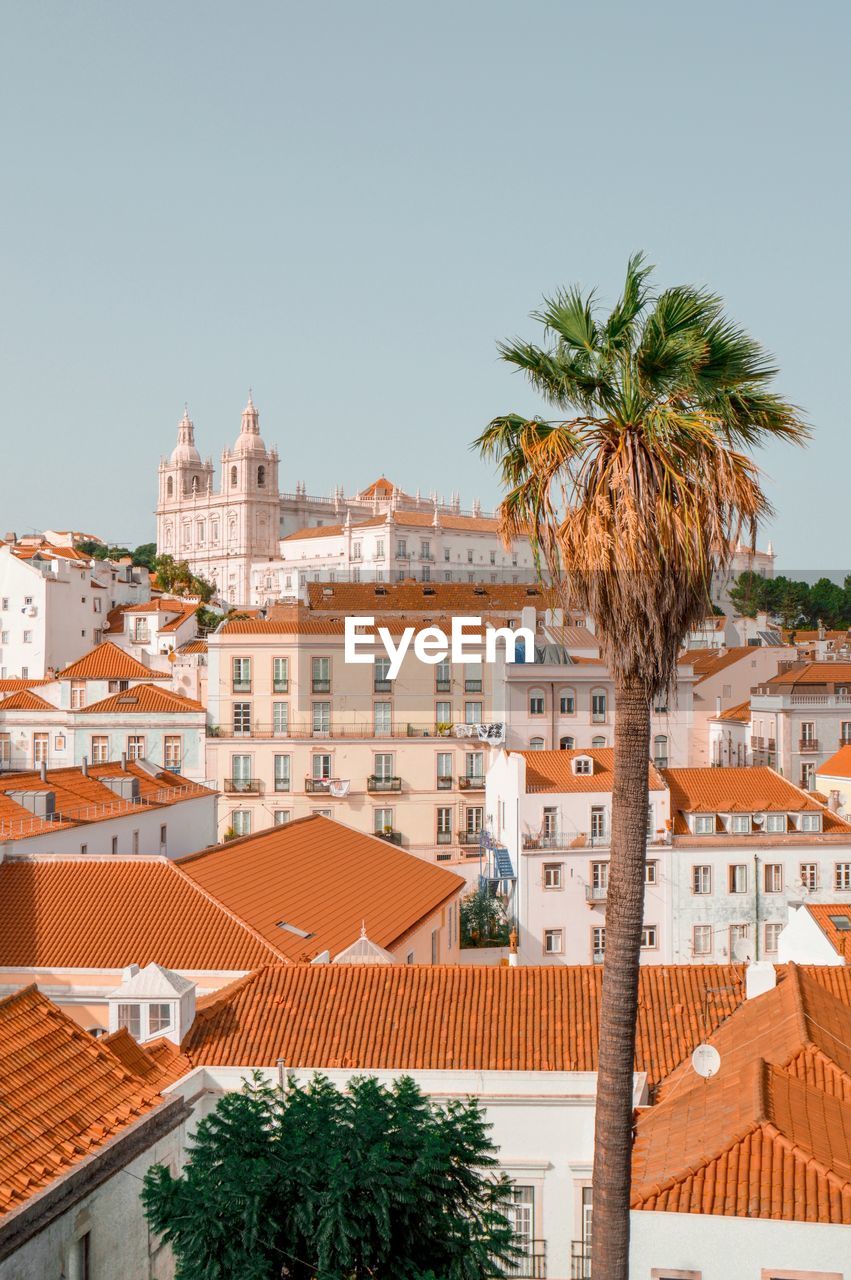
805 904 851 958
355 476 410 500
0 857 280 970
818 743 851 779
102 1028 193 1088
714 699 751 722
306 582 548 613
180 962 747 1083
176 638 208 655
178 815 463 960
0 689 55 712
763 661 851 688
282 509 504 541
679 646 776 683
59 641 171 681
515 748 666 794
633 966 851 1222
664 766 851 832
0 986 162 1213
77 683 205 715
0 678 52 693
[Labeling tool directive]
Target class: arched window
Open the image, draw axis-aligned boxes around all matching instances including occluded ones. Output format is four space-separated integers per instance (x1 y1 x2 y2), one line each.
166 476 174 498
591 688 607 723
529 687 545 716
257 465 266 488
191 476 199 495
211 520 219 544
653 734 668 768
559 687 576 715
559 735 574 751
230 465 238 487
197 520 205 544
592 735 606 748
529 736 545 751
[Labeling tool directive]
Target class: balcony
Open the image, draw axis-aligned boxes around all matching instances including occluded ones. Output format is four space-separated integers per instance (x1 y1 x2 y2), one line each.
458 775 485 790
312 680 331 694
591 950 605 965
799 737 820 752
272 680 289 693
464 679 483 693
570 1241 591 1279
586 884 608 905
305 777 338 794
436 679 451 692
373 679 392 693
367 775 402 792
130 630 151 646
224 777 262 794
232 682 251 694
460 831 482 846
376 829 402 845
437 775 454 790
522 833 563 850
506 1240 546 1279
591 710 607 723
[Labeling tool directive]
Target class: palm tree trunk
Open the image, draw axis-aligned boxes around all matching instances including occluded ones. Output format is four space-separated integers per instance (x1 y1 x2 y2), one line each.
590 673 651 1280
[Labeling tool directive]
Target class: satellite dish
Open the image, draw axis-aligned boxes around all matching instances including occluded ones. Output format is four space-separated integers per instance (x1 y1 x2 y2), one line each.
732 937 754 963
691 1044 721 1079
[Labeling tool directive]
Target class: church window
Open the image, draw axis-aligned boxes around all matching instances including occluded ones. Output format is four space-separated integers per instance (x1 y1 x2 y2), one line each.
258 465 266 487
230 465 238 487
191 476 199 494
166 476 174 498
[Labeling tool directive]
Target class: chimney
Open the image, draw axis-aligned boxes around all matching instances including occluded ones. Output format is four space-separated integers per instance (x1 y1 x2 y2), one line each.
508 926 518 968
715 695 722 717
120 752 127 771
38 761 47 784
829 789 841 813
81 755 88 777
745 959 777 1000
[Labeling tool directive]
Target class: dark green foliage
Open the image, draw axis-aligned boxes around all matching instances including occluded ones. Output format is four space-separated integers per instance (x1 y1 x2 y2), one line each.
729 570 851 630
153 553 215 603
460 887 512 948
132 542 158 571
142 1073 519 1280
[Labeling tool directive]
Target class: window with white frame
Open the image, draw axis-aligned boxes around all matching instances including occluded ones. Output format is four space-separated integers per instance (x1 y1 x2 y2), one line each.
312 656 331 693
764 922 782 954
764 863 783 893
274 754 291 792
32 733 48 764
591 926 605 959
529 689 545 715
543 862 563 889
729 864 748 893
591 861 608 891
233 702 251 735
464 702 482 724
273 657 289 692
765 813 786 833
232 657 251 692
312 754 332 780
312 702 331 733
590 806 606 841
692 865 712 894
117 1003 141 1038
653 734 668 767
692 924 712 955
573 756 592 775
591 689 607 722
645 860 658 885
436 807 452 843
641 925 658 949
70 680 86 709
729 923 749 952
374 807 394 833
437 751 452 787
148 1003 172 1034
800 862 818 890
374 702 392 734
730 813 751 834
273 702 289 735
799 812 821 831
544 928 563 954
529 736 545 750
835 862 851 891
231 810 251 836
127 734 145 761
591 735 606 748
91 735 109 763
164 735 181 770
273 810 291 826
693 814 715 834
559 689 575 714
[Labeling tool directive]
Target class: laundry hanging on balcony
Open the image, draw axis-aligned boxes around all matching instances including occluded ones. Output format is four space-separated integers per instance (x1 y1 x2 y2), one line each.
327 779 351 797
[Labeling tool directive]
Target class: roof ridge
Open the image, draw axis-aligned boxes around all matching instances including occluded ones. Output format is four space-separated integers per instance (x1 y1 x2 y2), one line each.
166 862 287 964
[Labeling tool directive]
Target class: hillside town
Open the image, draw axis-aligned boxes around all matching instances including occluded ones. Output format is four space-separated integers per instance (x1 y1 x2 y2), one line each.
0 398 849 1279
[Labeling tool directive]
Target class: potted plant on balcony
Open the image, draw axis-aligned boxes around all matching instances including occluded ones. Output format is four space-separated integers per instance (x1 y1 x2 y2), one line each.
436 722 452 736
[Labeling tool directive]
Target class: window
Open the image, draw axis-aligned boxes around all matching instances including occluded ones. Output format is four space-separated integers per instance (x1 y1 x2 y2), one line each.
375 538 385 558
274 754 291 793
374 807 394 833
529 690 545 715
232 657 251 692
591 861 609 892
465 750 484 781
89 736 107 764
653 734 668 768
764 863 783 893
273 657 289 692
374 656 392 691
230 464 238 486
544 928 563 954
257 464 266 487
559 689 575 714
800 862 818 890
69 1232 91 1280
149 1003 172 1034
117 1003 141 1038
127 735 145 761
312 656 331 693
692 924 712 956
542 806 558 837
592 926 605 960
312 753 332 780
467 549 474 563
164 735 181 770
543 863 563 889
835 862 851 891
32 733 48 764
729 923 750 953
233 702 252 735
431 928 440 963
694 813 715 834
529 736 545 750
464 702 482 724
374 702 392 735
799 812 821 831
273 810 291 826
436 658 451 692
437 752 452 788
692 865 712 894
574 757 592 775
231 810 251 836
591 689 607 722
800 762 815 789
591 735 606 748
111 835 119 854
273 702 289 735
765 813 786 833
22 631 32 644
559 735 574 750
590 806 607 842
641 925 658 949
312 702 331 733
436 807 452 843
764 922 782 954
70 680 86 709
397 538 407 559
435 701 451 727
373 752 394 781
352 542 362 561
645 860 658 885
160 824 167 849
465 805 483 836
730 813 751 833
729 864 748 893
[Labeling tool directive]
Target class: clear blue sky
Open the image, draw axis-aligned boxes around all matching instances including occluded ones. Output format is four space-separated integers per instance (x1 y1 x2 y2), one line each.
1 0 848 566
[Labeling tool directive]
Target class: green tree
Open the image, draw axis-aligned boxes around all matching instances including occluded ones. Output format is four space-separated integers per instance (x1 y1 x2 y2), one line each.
132 542 158 571
475 254 806 1278
460 886 512 947
143 1073 519 1280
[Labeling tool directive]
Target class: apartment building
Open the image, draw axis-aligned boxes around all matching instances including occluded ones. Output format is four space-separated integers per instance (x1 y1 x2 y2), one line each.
0 543 149 678
750 659 851 786
104 598 200 663
683 644 789 767
486 752 851 967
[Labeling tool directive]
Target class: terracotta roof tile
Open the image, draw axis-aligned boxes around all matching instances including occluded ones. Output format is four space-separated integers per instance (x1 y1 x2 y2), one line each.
0 679 52 693
804 904 851 958
764 661 851 688
179 962 747 1083
306 582 548 613
176 638 208 655
102 1028 193 1088
0 689 55 711
513 748 666 794
664 766 851 833
0 858 279 970
0 986 162 1213
178 815 464 959
818 743 851 779
714 699 751 722
77 683 205 715
679 647 780 683
282 509 503 540
59 641 171 681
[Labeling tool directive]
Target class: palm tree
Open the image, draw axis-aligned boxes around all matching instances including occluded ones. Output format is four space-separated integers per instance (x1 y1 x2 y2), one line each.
475 255 806 1280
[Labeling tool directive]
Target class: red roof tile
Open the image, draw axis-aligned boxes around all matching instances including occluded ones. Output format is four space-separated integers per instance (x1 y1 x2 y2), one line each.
77 683 204 715
818 743 851 779
59 641 171 681
664 766 851 833
514 748 666 794
0 689 55 711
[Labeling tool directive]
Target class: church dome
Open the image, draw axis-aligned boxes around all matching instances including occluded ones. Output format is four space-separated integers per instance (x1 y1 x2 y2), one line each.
232 392 267 455
170 406 202 465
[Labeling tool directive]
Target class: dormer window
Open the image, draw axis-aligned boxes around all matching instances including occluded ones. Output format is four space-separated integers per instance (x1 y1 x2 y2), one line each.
730 814 751 834
693 813 715 835
573 755 593 776
149 1003 173 1034
765 813 786 833
799 812 822 832
117 1003 141 1039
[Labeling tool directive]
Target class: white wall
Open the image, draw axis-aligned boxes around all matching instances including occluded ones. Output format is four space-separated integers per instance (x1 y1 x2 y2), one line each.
0 794 217 859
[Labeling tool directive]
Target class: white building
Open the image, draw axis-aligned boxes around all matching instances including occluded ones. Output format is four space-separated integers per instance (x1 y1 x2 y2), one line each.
0 543 149 679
